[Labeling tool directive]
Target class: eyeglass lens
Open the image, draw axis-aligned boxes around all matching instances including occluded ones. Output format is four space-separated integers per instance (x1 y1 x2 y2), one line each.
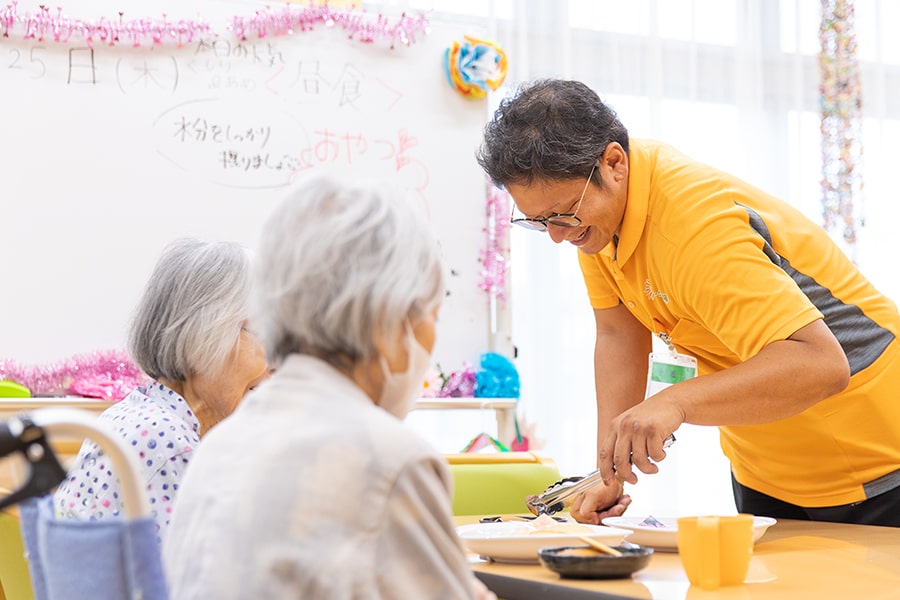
510 162 596 231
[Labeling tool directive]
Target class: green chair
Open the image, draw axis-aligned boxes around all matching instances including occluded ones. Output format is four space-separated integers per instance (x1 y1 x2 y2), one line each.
445 452 562 516
0 381 30 398
0 507 36 600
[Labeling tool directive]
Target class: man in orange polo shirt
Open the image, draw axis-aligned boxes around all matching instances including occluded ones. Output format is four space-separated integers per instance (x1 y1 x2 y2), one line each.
476 78 900 527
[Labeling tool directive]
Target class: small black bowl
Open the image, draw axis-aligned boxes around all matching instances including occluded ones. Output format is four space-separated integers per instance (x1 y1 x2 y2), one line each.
538 545 654 579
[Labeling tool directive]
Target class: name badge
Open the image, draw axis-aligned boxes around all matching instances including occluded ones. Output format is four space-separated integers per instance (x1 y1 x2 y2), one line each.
645 351 698 399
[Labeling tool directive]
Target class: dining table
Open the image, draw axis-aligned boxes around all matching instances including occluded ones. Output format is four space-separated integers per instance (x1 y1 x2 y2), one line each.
457 515 900 600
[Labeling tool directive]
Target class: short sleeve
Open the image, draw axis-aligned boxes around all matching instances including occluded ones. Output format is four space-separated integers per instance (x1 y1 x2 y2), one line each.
578 251 621 309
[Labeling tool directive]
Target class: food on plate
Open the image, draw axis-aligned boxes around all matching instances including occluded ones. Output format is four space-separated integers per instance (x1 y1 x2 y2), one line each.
530 523 597 535
556 547 604 557
529 514 596 535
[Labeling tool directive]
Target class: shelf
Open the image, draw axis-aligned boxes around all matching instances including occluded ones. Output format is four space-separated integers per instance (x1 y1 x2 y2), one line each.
0 396 520 442
0 397 518 413
0 396 110 413
414 398 517 410
413 397 518 444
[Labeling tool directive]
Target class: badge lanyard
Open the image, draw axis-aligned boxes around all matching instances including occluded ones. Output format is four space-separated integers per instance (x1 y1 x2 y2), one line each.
645 332 698 399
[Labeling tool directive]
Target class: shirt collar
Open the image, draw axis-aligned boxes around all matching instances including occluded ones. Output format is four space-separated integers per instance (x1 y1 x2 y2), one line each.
611 138 652 267
144 381 202 434
269 354 373 407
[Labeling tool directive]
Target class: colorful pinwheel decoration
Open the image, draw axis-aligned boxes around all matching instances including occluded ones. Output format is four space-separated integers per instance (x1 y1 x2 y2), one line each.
444 35 508 99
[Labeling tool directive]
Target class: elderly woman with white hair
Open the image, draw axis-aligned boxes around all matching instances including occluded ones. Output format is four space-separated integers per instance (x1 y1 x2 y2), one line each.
164 175 496 600
54 238 270 541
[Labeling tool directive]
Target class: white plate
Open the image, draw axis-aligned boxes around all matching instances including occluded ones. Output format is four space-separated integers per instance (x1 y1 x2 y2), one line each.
456 521 632 564
601 516 777 552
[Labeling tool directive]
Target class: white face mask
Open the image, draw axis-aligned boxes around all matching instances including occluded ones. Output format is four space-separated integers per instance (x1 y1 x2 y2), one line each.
378 325 431 419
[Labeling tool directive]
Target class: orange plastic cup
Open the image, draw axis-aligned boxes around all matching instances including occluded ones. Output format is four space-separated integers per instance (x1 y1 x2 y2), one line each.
677 514 754 590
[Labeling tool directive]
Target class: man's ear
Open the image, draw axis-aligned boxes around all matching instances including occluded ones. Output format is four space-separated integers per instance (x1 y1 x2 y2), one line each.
602 142 629 182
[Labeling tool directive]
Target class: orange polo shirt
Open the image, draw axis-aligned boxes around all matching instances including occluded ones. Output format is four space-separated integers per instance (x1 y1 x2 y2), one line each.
579 139 900 507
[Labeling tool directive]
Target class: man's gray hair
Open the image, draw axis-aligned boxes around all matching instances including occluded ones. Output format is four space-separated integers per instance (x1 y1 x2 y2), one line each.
253 174 445 368
128 238 251 381
476 78 630 188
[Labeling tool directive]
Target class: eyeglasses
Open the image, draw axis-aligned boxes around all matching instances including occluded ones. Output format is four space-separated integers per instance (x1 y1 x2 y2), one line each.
510 162 597 231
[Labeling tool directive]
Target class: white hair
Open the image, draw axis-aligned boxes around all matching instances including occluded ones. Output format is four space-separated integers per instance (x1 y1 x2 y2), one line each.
253 174 445 368
128 238 251 381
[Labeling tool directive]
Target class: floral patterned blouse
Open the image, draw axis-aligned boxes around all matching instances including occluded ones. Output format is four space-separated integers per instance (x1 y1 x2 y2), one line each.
53 382 200 543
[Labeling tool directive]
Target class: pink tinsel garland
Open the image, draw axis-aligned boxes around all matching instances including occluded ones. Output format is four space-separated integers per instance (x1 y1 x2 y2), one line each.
230 4 430 48
0 2 430 49
0 350 148 401
479 185 511 305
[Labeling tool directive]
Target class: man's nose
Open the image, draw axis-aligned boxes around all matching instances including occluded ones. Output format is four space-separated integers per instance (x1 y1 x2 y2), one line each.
547 224 568 244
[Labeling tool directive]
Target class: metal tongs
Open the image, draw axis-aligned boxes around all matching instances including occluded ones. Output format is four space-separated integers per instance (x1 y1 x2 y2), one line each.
526 433 676 516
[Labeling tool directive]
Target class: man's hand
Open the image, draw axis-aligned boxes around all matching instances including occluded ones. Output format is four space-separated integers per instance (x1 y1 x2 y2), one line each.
597 396 684 485
568 479 632 525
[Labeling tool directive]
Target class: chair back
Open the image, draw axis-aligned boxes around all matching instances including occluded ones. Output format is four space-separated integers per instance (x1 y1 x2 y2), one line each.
1 409 168 600
0 505 35 600
445 452 562 516
19 496 166 600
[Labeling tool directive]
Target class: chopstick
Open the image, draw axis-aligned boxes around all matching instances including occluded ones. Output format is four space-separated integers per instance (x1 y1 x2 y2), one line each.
578 536 623 557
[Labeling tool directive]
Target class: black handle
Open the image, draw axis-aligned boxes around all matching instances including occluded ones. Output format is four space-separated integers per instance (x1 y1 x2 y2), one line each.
0 416 68 511
0 421 23 459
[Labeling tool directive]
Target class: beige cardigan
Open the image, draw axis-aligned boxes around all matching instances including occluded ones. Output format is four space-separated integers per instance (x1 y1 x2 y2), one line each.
164 353 476 599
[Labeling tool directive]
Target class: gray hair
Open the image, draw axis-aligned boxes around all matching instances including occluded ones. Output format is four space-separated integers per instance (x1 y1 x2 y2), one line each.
476 78 630 187
128 238 251 381
253 174 445 369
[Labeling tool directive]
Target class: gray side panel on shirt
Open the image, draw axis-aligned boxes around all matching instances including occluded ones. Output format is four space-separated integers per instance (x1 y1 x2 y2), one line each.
739 203 895 376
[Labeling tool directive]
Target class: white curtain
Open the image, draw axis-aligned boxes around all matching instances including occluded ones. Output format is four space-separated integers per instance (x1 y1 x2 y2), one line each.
385 0 900 517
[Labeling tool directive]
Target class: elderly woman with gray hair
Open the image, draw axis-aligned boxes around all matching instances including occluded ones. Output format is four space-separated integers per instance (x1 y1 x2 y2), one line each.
164 175 496 600
54 238 270 541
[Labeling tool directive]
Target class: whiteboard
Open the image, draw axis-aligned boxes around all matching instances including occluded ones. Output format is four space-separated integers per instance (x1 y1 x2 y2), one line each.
0 2 505 374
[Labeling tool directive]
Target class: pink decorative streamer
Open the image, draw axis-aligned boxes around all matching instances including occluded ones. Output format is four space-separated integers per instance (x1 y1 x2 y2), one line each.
230 4 430 48
818 0 863 248
0 2 429 49
479 185 510 305
0 2 211 48
0 349 148 401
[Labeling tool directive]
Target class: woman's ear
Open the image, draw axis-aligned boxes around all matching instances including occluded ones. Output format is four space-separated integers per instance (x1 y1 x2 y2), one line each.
372 322 405 373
